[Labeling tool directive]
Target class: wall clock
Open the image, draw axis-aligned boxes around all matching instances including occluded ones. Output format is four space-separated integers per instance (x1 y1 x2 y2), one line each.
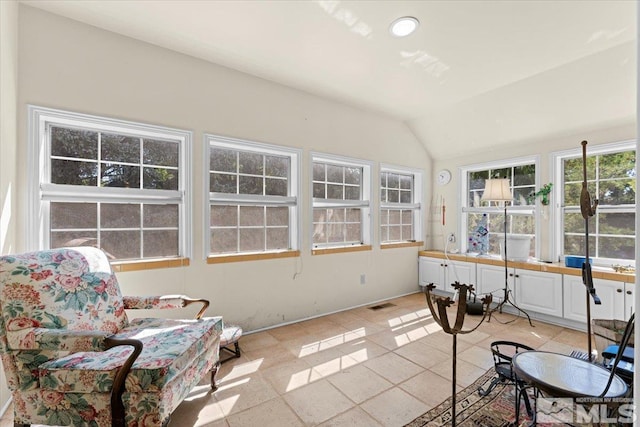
437 169 451 185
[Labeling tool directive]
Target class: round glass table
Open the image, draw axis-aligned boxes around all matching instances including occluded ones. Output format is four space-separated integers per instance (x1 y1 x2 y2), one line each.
512 350 628 398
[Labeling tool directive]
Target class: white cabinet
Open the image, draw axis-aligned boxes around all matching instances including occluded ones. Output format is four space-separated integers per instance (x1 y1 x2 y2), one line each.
418 257 476 294
476 265 563 317
475 263 513 303
418 252 635 328
563 276 625 322
514 269 563 317
624 283 635 319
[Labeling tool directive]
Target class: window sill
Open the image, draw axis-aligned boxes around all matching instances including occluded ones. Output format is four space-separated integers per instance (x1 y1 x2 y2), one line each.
312 245 372 256
111 257 190 272
381 241 424 250
207 250 300 264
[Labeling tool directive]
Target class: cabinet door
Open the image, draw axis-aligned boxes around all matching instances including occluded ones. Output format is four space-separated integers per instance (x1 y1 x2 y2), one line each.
563 276 625 322
515 269 563 317
418 257 445 291
624 283 635 320
475 263 513 303
445 260 476 293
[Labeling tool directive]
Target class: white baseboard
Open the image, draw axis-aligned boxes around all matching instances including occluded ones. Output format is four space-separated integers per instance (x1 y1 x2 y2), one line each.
0 396 11 419
246 289 421 335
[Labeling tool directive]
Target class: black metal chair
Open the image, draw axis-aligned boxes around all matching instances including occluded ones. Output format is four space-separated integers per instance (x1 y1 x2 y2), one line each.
478 340 535 417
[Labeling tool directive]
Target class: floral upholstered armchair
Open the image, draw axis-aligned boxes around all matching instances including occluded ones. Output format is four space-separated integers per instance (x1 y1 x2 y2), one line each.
0 247 222 427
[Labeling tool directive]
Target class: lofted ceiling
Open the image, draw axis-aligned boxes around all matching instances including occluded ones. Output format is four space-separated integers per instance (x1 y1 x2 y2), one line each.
21 0 637 160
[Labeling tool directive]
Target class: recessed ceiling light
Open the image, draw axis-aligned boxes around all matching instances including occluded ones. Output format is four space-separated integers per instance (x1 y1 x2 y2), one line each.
389 16 419 37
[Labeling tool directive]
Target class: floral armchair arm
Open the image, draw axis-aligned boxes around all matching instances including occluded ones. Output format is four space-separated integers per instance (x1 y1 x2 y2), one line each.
6 328 111 351
123 295 210 319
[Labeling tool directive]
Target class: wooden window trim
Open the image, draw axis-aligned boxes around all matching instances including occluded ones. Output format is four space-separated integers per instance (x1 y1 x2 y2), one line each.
207 250 300 264
111 257 190 272
312 245 372 256
380 241 424 250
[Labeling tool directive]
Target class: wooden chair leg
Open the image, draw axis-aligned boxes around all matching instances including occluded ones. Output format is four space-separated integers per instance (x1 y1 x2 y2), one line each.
210 360 221 391
232 342 241 358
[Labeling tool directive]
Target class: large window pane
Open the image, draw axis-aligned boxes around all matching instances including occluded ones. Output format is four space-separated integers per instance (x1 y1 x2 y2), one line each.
144 204 178 228
101 133 140 163
239 228 265 252
211 206 238 227
101 164 140 188
211 148 237 173
265 155 288 177
239 152 263 175
102 230 140 260
208 137 297 256
211 228 237 253
143 167 178 190
599 212 635 235
51 202 97 229
239 175 263 195
599 236 635 259
51 127 98 160
380 170 418 244
36 107 188 262
51 231 98 249
266 228 288 250
102 203 140 228
143 230 178 258
561 145 636 263
143 139 179 167
51 159 98 186
239 206 264 226
265 178 287 196
212 173 236 193
464 162 536 256
266 207 288 226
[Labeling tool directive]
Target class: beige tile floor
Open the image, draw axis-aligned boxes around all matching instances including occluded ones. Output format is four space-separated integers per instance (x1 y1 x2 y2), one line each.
0 292 589 427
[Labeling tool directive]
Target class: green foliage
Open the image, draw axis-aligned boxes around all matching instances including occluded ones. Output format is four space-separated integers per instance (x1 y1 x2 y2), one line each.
562 149 636 261
528 183 553 205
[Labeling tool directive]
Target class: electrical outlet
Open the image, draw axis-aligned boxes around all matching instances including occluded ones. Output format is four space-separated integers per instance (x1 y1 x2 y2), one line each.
360 274 366 285
448 233 456 243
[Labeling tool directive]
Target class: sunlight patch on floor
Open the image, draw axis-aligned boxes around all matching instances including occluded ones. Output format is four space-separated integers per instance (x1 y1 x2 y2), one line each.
216 394 241 417
220 359 263 383
310 354 359 378
216 377 251 392
286 367 317 392
184 383 215 401
296 327 367 357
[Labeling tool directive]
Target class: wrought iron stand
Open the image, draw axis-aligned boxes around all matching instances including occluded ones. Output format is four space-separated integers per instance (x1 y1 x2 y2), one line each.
424 283 492 427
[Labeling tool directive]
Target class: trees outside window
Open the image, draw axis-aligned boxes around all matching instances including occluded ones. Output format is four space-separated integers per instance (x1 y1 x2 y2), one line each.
461 158 538 257
380 165 423 244
207 135 300 256
312 154 371 249
29 106 191 261
554 141 635 264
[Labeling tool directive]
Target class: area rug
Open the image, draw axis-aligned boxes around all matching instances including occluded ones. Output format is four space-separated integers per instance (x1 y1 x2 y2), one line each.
405 369 531 427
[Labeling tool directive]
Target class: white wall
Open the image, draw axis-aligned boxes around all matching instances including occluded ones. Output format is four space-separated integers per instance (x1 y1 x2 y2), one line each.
0 0 19 414
16 6 432 332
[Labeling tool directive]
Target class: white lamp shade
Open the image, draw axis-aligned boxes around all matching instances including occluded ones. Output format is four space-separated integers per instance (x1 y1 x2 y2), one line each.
481 178 512 202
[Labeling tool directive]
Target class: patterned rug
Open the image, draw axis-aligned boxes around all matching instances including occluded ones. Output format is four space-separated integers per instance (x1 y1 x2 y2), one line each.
405 369 531 427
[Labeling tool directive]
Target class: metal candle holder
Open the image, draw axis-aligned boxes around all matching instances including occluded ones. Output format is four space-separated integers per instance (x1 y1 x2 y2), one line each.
424 283 492 427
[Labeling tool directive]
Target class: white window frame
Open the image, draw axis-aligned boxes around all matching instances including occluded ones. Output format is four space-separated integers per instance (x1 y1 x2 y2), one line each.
379 164 423 244
551 140 636 266
204 134 301 257
311 153 372 250
459 156 540 258
27 105 192 259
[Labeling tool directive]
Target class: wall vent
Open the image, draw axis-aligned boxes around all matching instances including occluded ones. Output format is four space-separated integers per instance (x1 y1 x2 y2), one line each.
368 302 396 311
